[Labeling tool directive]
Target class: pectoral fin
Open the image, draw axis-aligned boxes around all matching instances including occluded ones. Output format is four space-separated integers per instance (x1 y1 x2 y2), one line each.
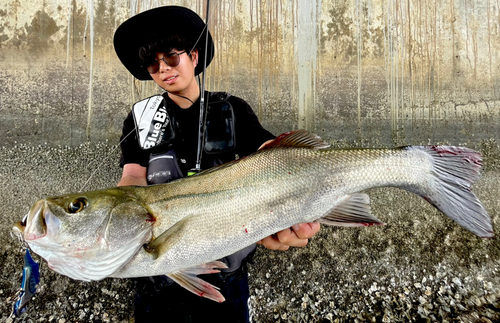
144 215 194 259
167 261 228 303
317 193 385 227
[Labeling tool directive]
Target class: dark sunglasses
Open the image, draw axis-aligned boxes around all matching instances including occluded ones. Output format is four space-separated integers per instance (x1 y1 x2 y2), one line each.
146 51 188 74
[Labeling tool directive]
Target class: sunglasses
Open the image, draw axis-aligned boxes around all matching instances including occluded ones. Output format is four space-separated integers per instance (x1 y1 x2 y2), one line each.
146 51 188 74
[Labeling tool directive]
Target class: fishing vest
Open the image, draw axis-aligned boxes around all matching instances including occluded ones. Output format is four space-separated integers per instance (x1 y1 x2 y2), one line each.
146 91 234 185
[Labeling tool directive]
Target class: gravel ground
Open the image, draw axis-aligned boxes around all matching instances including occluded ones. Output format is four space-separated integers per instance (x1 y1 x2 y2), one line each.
0 141 499 322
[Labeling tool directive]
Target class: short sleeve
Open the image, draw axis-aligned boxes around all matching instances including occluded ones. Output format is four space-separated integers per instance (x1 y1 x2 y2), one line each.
229 96 275 157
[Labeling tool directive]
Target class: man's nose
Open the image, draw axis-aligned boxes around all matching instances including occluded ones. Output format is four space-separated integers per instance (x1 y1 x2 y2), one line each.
158 58 171 72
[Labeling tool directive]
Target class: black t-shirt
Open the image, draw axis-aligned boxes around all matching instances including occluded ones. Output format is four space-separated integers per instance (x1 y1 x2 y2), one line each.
119 91 275 175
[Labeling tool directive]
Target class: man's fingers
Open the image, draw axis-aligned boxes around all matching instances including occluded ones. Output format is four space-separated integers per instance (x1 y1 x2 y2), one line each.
291 222 321 239
257 223 321 250
257 235 290 251
276 228 309 247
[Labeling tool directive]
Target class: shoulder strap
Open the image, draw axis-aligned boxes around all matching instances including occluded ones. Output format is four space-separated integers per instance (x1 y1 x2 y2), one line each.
209 91 231 102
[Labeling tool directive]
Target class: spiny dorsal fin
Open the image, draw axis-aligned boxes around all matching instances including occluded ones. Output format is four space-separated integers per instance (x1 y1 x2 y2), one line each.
261 130 330 150
190 131 329 178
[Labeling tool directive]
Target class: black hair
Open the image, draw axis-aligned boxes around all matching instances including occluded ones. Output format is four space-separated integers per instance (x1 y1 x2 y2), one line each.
139 33 200 66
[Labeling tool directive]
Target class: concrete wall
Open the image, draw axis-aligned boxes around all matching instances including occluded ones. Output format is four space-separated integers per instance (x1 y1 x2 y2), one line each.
1 0 499 322
1 0 499 147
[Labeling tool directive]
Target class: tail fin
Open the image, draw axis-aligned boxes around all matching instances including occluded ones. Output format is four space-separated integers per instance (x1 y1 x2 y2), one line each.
410 146 493 238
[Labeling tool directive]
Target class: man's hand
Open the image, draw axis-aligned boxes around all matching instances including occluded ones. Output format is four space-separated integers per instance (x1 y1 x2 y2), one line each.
118 164 148 187
257 222 321 251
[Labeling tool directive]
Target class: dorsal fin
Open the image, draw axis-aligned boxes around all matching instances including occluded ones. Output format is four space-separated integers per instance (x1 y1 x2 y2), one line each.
190 131 329 178
261 130 330 150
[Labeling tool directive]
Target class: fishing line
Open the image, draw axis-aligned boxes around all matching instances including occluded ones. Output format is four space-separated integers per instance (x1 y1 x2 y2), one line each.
78 128 135 192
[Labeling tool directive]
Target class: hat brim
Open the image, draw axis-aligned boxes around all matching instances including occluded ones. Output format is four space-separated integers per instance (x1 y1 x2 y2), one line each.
114 6 214 80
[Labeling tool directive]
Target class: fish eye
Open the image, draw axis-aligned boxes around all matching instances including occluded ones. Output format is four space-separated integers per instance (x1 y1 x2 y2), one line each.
67 198 87 213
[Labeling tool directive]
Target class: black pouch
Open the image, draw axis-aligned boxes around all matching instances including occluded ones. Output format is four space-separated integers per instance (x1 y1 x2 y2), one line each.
146 149 184 185
204 93 236 154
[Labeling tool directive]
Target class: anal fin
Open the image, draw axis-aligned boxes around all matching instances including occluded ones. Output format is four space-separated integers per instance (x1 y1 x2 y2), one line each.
167 261 228 303
317 193 385 227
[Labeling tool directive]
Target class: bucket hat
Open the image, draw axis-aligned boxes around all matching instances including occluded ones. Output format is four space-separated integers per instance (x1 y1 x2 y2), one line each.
114 6 214 80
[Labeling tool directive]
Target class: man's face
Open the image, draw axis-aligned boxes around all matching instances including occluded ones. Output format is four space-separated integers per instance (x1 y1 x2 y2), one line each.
149 49 198 95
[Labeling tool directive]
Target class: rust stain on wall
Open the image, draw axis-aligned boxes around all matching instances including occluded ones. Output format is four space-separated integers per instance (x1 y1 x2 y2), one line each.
3 9 60 50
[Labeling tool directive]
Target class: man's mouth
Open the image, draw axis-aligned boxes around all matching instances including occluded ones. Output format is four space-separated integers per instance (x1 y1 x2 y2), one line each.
165 76 178 84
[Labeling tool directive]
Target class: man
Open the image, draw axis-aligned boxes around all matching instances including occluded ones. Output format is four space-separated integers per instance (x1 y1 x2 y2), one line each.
113 6 320 322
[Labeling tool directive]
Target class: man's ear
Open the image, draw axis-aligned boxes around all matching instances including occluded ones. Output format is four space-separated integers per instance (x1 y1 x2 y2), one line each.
191 49 199 67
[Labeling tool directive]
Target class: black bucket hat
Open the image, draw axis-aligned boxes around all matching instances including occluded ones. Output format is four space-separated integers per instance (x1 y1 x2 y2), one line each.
114 6 214 80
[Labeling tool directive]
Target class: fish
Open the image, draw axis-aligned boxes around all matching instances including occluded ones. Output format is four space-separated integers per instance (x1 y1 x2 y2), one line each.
13 130 494 302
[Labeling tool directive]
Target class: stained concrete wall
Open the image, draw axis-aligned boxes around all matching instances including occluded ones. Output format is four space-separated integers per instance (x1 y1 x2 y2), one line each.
1 0 499 147
0 0 499 322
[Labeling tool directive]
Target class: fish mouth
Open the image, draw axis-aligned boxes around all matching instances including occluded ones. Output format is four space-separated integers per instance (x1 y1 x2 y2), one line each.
19 200 52 241
13 221 26 233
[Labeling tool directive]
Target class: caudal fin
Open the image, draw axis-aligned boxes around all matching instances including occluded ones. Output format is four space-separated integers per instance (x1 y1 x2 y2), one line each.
411 146 493 238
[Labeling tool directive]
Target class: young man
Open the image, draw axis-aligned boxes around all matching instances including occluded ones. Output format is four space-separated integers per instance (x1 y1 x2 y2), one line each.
113 6 320 322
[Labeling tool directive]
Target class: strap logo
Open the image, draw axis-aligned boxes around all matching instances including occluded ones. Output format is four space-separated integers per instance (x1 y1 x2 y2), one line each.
133 95 171 149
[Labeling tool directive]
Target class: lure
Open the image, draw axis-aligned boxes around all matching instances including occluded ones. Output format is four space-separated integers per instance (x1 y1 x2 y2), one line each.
11 248 40 317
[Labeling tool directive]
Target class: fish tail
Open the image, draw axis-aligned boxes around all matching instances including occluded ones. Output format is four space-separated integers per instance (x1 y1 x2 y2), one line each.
409 146 493 238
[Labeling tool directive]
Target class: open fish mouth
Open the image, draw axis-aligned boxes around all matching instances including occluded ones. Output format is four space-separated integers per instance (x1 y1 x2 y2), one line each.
13 219 26 234
14 200 62 241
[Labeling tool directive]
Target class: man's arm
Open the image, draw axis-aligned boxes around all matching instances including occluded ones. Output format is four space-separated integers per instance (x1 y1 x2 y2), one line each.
117 163 148 187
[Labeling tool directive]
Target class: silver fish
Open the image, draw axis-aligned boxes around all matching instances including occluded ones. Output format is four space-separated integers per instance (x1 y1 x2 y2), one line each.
13 131 493 302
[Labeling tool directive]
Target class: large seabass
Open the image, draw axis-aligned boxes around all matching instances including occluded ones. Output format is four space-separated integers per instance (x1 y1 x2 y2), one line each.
14 131 493 302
